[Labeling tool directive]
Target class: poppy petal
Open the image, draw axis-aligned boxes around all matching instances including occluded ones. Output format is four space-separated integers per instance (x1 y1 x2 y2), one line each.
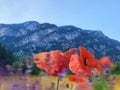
79 46 94 59
63 48 78 68
69 55 92 76
69 75 86 83
99 56 114 67
85 59 104 73
64 48 78 58
69 75 78 82
86 59 98 67
33 49 76 76
94 65 104 73
33 52 47 69
69 54 82 74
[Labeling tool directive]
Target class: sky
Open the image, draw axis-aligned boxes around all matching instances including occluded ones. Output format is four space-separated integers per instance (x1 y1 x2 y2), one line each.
0 0 120 41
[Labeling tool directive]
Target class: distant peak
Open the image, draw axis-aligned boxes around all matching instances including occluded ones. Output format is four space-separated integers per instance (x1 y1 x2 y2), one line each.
59 25 81 30
23 21 40 25
40 23 57 28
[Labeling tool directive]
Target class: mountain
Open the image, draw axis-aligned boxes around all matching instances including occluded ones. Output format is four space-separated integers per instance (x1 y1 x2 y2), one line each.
0 21 120 62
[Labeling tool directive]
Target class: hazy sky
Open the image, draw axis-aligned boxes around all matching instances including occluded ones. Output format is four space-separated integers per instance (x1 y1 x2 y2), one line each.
0 0 120 41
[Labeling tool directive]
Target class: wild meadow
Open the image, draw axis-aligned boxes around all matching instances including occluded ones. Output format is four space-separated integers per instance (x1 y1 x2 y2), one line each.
0 73 120 90
0 46 120 90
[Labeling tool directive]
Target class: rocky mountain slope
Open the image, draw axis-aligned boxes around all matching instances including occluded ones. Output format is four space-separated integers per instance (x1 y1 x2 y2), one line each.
0 21 120 62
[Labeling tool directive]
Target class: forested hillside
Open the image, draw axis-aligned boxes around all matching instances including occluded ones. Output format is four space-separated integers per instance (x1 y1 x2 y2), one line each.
0 43 16 66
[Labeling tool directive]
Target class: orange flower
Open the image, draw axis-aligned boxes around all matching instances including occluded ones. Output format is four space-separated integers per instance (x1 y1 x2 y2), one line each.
69 46 113 76
69 75 86 83
33 48 77 76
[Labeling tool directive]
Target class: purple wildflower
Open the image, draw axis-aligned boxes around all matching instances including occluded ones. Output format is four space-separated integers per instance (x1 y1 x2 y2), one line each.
50 81 55 90
26 56 33 69
51 60 57 70
77 70 82 78
29 84 36 90
86 74 92 84
12 82 20 90
36 62 41 65
104 68 111 85
18 63 24 68
104 68 110 76
34 80 39 86
95 74 101 82
5 64 12 71
25 70 32 75
112 75 116 86
39 72 46 76
17 67 23 76
45 53 50 64
58 75 63 81
57 69 67 81
5 65 15 76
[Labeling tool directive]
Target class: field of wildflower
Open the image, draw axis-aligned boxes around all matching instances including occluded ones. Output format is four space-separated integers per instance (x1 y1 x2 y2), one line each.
0 75 120 90
0 46 120 90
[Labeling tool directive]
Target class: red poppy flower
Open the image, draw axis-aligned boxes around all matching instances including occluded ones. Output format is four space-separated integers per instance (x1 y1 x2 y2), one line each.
33 48 77 76
69 46 113 76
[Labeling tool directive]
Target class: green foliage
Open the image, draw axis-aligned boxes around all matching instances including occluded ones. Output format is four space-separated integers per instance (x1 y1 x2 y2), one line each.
31 63 41 75
12 56 27 73
12 56 42 75
111 63 120 75
94 82 104 90
67 69 74 75
0 43 16 66
93 74 109 90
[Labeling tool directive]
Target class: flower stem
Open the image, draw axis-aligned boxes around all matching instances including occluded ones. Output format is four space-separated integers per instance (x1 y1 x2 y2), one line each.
57 77 59 90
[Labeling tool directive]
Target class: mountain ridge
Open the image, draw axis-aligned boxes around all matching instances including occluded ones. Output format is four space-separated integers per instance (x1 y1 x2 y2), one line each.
0 21 120 62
